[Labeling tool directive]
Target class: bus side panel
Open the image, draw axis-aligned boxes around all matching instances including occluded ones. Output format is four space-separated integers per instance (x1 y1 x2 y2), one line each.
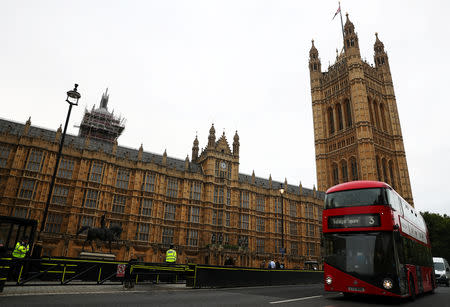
405 264 434 293
324 263 401 297
421 266 435 292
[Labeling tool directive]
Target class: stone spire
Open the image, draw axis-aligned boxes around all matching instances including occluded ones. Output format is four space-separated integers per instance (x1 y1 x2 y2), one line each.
23 117 31 135
233 130 240 157
185 155 190 170
138 143 143 160
162 149 167 165
309 39 321 73
100 88 109 109
251 170 255 184
374 32 389 68
344 13 360 56
55 124 62 142
192 135 199 162
207 124 216 149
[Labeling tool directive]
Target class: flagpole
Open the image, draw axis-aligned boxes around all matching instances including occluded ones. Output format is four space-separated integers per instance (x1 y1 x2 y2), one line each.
339 2 345 45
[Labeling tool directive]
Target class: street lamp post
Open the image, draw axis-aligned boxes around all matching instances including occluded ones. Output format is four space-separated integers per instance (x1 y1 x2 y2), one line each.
279 184 285 256
39 84 81 238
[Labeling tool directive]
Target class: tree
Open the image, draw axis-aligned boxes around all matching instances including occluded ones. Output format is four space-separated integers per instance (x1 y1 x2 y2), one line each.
421 211 450 261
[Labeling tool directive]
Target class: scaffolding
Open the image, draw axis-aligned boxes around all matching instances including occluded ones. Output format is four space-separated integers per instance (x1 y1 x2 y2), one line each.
77 89 125 143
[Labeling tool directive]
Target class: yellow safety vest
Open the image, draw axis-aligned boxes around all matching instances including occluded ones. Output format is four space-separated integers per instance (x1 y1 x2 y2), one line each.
165 249 177 263
12 242 29 258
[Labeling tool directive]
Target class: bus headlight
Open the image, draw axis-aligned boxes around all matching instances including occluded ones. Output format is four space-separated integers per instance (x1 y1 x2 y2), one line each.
326 276 333 285
382 278 393 290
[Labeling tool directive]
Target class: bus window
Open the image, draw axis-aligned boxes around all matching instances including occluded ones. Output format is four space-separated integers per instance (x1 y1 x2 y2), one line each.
325 188 388 209
386 190 403 214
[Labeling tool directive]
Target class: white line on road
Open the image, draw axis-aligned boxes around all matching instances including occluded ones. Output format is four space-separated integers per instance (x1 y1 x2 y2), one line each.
270 295 323 304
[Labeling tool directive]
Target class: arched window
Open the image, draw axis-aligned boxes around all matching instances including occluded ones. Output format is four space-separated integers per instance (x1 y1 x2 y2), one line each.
344 100 352 127
376 156 381 181
328 107 335 135
336 104 343 130
368 98 374 126
380 103 387 131
388 160 395 189
382 158 388 183
350 157 358 180
340 160 348 182
374 101 380 129
332 163 339 185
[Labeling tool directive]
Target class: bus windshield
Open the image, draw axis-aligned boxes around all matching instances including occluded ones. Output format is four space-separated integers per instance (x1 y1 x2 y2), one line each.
325 188 387 209
324 232 395 277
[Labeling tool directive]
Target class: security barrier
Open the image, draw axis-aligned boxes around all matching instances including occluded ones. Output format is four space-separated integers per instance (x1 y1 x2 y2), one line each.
0 257 193 291
1 258 322 291
188 264 323 288
1 257 128 287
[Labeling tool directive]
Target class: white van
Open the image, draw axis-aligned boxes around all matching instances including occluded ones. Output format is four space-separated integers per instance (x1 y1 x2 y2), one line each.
433 257 450 286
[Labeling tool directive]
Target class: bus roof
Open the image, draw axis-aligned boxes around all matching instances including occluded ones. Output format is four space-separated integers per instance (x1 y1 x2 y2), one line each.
326 181 391 194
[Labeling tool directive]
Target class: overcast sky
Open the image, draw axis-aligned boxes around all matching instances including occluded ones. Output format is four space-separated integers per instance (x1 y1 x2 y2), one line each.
2 0 449 215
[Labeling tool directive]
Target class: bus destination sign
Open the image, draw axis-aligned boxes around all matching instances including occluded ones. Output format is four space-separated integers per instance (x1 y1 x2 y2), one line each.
328 214 381 229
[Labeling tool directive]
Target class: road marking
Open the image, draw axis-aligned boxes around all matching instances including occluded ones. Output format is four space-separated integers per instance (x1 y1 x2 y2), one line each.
270 295 323 304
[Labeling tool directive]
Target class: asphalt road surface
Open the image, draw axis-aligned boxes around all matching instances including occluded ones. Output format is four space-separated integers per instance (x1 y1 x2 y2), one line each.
1 283 450 306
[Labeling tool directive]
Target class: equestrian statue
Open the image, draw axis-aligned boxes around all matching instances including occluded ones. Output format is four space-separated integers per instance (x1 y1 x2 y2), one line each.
76 215 122 253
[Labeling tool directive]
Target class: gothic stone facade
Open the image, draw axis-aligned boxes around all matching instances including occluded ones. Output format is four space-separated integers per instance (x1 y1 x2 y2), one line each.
0 119 323 268
309 14 413 204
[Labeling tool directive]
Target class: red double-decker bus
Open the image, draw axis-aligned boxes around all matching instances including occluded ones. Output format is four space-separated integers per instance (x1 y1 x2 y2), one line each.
322 181 435 299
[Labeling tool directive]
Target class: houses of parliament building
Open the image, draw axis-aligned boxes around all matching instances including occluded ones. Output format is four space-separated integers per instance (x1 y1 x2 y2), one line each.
0 15 413 268
0 97 324 268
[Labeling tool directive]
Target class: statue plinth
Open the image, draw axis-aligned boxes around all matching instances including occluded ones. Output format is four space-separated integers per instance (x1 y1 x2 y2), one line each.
79 251 116 261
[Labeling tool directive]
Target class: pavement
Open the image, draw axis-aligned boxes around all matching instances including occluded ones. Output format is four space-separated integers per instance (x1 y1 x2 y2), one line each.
0 282 189 297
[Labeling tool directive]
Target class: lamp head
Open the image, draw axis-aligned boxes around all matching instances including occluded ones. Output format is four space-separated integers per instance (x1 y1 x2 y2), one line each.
66 83 81 105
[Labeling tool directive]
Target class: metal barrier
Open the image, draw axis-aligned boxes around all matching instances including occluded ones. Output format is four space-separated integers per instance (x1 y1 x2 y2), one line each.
1 259 322 291
1 257 128 287
188 264 323 288
124 262 192 287
0 257 194 291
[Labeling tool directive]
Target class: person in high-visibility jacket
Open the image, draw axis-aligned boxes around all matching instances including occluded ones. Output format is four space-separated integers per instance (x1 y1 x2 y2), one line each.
165 244 177 263
12 238 29 258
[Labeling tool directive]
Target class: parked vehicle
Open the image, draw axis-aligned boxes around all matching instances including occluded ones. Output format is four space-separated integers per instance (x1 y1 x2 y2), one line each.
433 257 450 286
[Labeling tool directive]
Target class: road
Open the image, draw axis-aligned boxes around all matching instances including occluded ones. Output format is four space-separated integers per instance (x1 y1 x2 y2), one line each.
1 283 450 306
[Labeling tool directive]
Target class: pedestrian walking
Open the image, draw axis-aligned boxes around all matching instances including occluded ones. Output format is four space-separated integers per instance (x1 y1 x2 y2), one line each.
269 259 276 269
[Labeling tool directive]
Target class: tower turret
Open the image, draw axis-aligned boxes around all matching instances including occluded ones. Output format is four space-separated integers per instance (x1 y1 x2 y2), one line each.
192 135 199 162
207 124 216 149
233 131 240 157
309 39 321 75
343 13 360 57
374 33 389 69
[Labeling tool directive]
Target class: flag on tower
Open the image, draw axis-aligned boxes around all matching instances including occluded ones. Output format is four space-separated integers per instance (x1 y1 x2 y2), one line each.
332 4 341 20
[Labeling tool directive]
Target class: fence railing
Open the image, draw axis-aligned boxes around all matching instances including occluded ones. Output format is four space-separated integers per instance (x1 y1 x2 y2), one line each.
188 264 323 288
0 258 322 292
0 257 192 291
